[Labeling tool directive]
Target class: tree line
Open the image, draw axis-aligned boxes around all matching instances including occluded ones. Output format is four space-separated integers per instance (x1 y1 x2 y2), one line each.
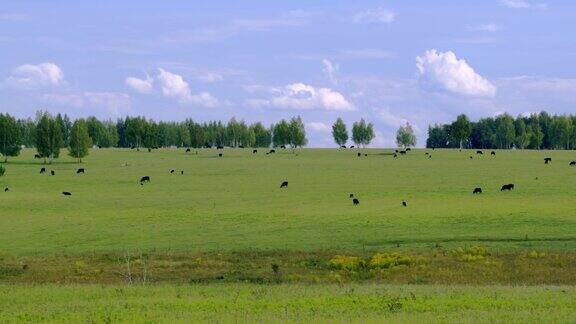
0 112 310 163
427 112 576 150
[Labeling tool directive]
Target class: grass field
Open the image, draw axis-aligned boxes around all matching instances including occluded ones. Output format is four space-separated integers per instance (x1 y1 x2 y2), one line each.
1 148 576 255
2 148 576 321
1 284 574 323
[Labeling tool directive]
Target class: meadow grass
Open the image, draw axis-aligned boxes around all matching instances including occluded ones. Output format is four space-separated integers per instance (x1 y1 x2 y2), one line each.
0 283 574 323
1 148 576 255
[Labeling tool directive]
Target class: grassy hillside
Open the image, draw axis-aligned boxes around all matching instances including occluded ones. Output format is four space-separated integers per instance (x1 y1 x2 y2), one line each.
1 148 576 255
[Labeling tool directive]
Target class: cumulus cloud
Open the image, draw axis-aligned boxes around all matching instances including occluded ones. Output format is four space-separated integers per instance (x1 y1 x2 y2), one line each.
125 75 154 94
500 0 547 9
156 68 218 107
260 83 354 111
322 59 339 85
306 122 331 132
5 62 64 89
468 23 501 32
416 49 496 97
353 8 395 24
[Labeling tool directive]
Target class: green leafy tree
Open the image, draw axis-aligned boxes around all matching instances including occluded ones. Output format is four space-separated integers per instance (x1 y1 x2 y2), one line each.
495 114 515 149
451 114 472 149
251 122 272 148
396 122 416 148
272 120 291 147
35 112 63 164
0 113 22 162
332 118 348 147
352 119 375 147
68 119 92 163
289 116 307 148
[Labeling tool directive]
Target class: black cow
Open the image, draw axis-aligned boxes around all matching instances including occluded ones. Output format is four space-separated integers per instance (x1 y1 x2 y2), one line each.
340 145 346 149
50 170 55 176
239 145 244 148
76 168 85 174
280 145 286 149
399 150 406 155
357 152 361 157
544 157 552 164
140 176 151 184
280 181 288 188
4 187 9 192
425 152 429 155
432 147 436 150
364 154 368 157
428 155 432 159
349 193 354 198
181 171 184 175
491 151 496 156
402 200 407 207
393 153 398 158
170 169 175 174
500 183 514 191
40 168 46 174
205 145 212 149
62 191 72 196
470 156 473 160
186 148 191 153
253 149 258 154
350 145 355 149
148 148 152 153
473 187 482 194
476 150 483 155
570 161 576 166
352 198 359 205
217 145 224 150
406 148 411 151
218 153 223 157
34 154 41 159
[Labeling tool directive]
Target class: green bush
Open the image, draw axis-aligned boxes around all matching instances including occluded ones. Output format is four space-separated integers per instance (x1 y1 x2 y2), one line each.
527 251 546 259
453 246 489 262
328 255 364 271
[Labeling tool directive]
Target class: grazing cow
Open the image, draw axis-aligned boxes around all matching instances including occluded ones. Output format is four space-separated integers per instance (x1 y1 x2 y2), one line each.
425 152 429 155
181 171 184 175
544 157 552 164
205 145 212 149
34 154 41 159
340 145 346 149
76 168 85 174
268 149 276 154
140 176 151 184
399 150 406 155
349 193 354 198
148 148 152 153
218 153 223 157
470 156 473 160
395 149 399 153
239 145 244 148
217 145 224 150
357 152 361 157
280 181 288 188
352 198 360 205
170 169 175 174
4 187 9 192
491 151 496 156
364 154 368 157
406 148 411 151
393 153 398 158
253 149 258 154
402 200 407 207
186 148 191 152
350 145 355 149
62 191 72 196
500 183 514 191
280 145 286 149
50 170 55 176
476 150 483 155
570 161 576 166
473 187 482 194
40 168 46 174
428 155 432 159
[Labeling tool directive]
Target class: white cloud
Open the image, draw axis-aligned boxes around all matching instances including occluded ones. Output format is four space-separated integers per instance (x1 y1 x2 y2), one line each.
469 23 501 32
125 75 154 94
376 108 408 128
0 13 31 21
5 62 64 89
306 121 331 132
245 83 354 111
416 49 496 97
338 48 395 60
43 92 131 116
156 68 218 107
322 59 339 85
353 8 395 24
500 0 547 9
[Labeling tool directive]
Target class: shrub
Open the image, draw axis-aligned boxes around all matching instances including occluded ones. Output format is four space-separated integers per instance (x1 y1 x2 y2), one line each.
527 250 546 259
328 255 364 271
453 246 489 262
369 253 413 269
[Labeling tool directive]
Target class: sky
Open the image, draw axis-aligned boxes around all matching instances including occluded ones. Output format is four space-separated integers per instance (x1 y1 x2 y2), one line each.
1 0 576 147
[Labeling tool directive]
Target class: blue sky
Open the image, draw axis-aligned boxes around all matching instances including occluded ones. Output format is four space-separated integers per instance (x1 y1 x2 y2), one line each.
1 0 575 147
